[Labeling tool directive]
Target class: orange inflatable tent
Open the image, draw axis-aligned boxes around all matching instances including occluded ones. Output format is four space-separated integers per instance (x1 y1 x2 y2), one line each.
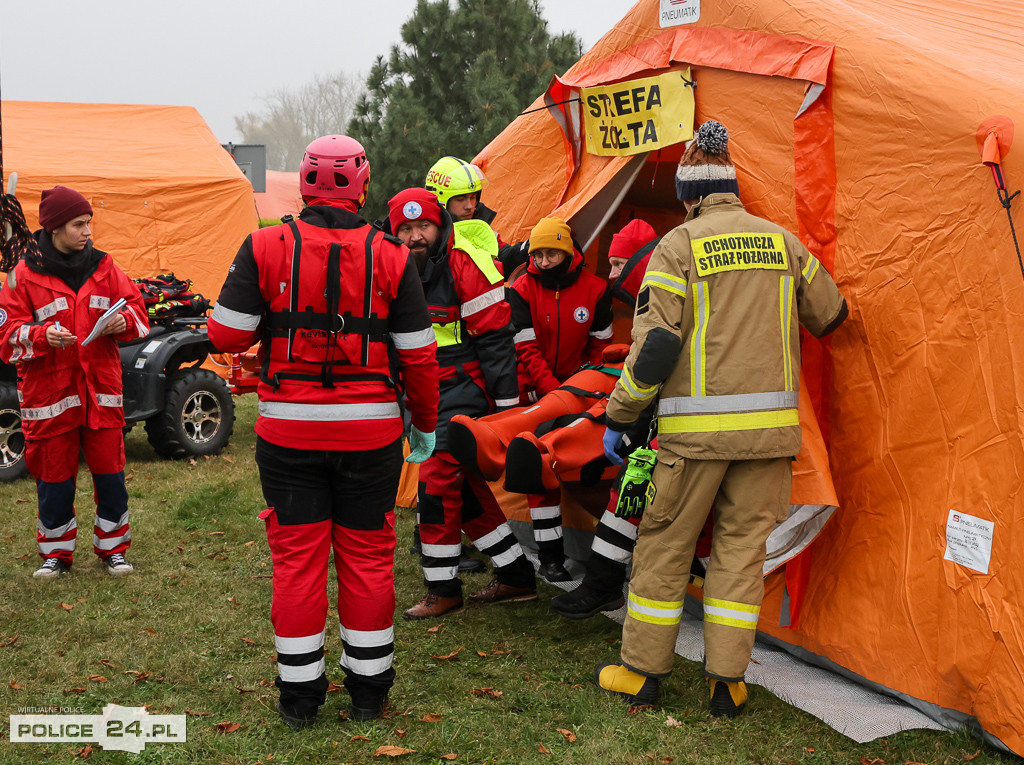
254 170 302 222
2 101 259 301
476 0 1024 754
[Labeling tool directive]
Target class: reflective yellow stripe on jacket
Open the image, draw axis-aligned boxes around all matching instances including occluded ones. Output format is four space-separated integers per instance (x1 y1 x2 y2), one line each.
657 391 799 434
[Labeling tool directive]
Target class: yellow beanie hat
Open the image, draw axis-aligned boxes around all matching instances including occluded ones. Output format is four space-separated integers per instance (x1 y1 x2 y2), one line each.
529 217 574 255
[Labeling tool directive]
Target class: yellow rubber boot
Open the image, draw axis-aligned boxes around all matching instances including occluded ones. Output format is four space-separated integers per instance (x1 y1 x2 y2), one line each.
708 678 748 717
594 663 660 705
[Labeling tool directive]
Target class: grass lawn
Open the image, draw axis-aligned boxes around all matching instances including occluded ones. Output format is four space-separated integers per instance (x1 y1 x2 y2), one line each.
0 395 1012 764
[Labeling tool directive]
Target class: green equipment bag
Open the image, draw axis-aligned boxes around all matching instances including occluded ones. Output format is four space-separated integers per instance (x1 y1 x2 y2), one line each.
614 445 658 519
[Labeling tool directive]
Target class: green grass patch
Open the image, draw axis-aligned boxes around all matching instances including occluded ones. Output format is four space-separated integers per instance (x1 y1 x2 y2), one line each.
0 395 1013 763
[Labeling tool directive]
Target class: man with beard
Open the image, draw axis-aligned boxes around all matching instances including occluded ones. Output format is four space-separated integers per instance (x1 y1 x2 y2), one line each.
386 187 536 620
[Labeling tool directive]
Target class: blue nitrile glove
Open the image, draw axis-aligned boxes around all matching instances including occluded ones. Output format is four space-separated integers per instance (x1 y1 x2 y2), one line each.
603 426 626 465
406 427 436 463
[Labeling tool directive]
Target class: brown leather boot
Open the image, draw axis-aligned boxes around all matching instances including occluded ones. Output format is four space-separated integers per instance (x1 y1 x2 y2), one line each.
468 578 537 604
403 593 464 620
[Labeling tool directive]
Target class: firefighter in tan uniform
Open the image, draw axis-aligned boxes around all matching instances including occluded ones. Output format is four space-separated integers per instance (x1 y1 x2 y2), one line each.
595 121 848 717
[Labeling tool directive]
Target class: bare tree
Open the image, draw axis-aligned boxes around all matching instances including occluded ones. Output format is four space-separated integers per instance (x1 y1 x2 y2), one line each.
236 71 366 171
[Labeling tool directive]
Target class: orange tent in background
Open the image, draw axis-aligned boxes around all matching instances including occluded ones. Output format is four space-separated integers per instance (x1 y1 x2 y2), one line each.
1 101 258 301
476 0 1024 754
254 170 302 222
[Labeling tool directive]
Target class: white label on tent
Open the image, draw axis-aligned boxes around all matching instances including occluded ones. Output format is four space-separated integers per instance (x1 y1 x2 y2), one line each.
944 510 994 574
660 0 700 27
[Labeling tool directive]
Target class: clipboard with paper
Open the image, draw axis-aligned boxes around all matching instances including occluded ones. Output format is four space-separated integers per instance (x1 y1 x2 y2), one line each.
81 298 128 347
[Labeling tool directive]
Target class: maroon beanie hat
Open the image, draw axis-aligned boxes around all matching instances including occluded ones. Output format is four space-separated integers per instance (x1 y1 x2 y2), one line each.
608 219 657 261
387 188 443 234
38 185 93 231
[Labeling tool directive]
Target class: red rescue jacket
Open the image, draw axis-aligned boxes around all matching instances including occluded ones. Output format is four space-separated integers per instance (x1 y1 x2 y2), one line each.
508 250 613 398
0 250 149 439
208 204 439 451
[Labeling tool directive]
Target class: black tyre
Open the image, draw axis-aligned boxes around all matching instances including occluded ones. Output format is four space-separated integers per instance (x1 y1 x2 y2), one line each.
145 368 234 459
0 382 28 482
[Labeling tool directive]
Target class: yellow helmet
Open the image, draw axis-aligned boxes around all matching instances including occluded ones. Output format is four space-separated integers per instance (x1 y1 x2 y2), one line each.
425 156 488 206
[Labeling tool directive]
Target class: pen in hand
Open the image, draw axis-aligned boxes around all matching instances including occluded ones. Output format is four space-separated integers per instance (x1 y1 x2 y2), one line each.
55 321 65 348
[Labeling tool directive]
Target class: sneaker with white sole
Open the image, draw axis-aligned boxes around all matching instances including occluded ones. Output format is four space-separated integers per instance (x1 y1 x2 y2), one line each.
33 557 70 579
103 553 134 576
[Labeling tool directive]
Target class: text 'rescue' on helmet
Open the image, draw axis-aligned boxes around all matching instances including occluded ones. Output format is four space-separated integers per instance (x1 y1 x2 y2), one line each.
300 135 371 206
424 156 488 206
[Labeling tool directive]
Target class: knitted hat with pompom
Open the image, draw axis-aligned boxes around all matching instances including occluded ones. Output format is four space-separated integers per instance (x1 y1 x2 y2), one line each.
674 120 739 202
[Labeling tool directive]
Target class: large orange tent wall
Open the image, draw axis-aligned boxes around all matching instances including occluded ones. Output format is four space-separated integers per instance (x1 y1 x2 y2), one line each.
476 0 1024 754
1 101 259 301
254 170 302 222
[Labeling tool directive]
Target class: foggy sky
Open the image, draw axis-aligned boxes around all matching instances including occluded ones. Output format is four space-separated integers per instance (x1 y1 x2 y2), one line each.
0 1 632 143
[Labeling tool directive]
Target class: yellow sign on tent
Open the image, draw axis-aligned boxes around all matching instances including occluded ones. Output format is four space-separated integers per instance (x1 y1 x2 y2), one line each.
581 69 694 157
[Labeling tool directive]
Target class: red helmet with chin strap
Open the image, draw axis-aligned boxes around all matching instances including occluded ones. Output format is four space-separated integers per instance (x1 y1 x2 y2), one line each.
299 135 370 205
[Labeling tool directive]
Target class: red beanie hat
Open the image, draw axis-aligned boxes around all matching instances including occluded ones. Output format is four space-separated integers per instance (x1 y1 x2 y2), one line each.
608 219 656 261
387 188 443 233
38 185 93 232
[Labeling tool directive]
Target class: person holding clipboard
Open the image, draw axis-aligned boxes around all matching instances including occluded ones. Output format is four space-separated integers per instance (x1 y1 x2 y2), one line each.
0 185 150 579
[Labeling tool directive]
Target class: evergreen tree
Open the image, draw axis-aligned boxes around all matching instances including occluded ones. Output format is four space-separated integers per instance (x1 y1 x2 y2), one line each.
349 0 582 221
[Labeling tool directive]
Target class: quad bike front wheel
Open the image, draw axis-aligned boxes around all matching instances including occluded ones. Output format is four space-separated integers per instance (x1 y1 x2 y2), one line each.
145 368 235 460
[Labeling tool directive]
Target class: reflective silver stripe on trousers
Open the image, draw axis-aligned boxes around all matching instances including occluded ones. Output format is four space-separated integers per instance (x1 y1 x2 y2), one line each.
421 542 461 558
275 631 326 655
39 538 77 555
38 516 78 538
658 391 798 416
390 327 436 350
93 529 131 551
423 564 460 581
340 625 394 648
534 527 563 542
259 401 401 421
277 657 327 683
529 505 561 521
211 303 262 332
341 653 393 676
96 394 123 408
592 536 633 564
473 525 512 550
338 625 396 676
598 510 640 540
21 395 82 420
95 511 130 534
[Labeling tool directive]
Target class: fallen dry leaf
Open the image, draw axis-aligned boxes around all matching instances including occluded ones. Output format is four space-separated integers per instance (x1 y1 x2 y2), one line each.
214 721 241 733
87 675 107 683
374 745 416 757
440 755 457 761
228 596 241 605
241 637 258 645
1 635 18 647
327 681 343 693
15 498 29 503
470 687 503 698
538 743 551 754
556 728 576 742
185 710 212 716
430 646 464 660
628 704 655 715
60 602 74 611
394 729 408 738
222 456 234 463
859 759 884 765
662 758 675 764
66 688 86 693
244 540 255 547
140 628 157 636
665 716 683 727
426 626 440 633
963 752 981 762
99 659 119 668
337 709 349 720
9 680 24 690
76 744 93 758
806 747 815 754
210 531 226 536
476 651 488 657
420 713 443 722
14 554 31 559
350 735 370 742
131 673 152 683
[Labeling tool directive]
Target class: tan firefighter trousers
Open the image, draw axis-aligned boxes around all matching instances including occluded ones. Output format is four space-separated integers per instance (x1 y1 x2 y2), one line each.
621 453 791 681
